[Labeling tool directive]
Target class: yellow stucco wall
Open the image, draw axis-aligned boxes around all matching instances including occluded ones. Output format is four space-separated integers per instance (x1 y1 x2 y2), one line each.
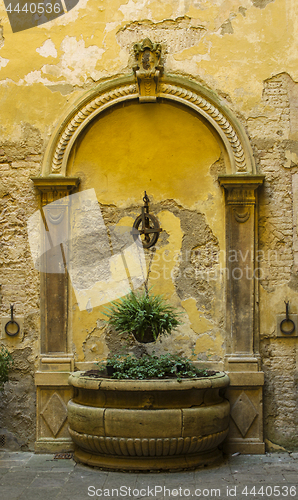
68 100 225 362
0 0 297 142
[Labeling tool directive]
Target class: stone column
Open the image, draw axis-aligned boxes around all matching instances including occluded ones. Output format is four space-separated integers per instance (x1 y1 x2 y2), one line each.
219 174 265 454
31 176 80 452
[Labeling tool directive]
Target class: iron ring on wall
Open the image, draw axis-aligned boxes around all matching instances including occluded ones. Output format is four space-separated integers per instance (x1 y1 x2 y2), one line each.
4 320 20 337
280 317 295 335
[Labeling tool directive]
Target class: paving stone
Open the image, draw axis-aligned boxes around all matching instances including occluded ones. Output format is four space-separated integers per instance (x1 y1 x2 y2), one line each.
281 472 298 481
0 460 29 469
26 454 56 466
17 487 61 500
0 452 32 461
67 478 106 491
132 475 168 488
72 464 109 477
56 493 89 500
30 472 69 488
0 485 27 499
264 462 298 471
50 459 76 470
0 470 37 487
0 467 9 475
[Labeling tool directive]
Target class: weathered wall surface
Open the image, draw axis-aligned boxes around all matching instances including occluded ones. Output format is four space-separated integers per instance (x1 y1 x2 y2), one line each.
0 0 297 451
68 100 225 365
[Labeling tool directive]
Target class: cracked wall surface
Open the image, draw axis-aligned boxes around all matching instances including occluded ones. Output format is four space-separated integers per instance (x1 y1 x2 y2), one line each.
0 0 298 451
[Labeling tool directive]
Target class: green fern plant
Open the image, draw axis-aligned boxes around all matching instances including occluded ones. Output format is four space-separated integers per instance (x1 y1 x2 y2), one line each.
103 290 181 342
0 346 13 391
96 353 209 381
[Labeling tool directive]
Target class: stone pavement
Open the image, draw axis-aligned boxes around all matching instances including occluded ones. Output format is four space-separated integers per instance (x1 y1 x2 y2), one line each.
0 451 298 500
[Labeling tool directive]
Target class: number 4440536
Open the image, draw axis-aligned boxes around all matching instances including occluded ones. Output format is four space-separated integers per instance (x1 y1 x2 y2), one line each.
242 486 296 497
5 3 62 14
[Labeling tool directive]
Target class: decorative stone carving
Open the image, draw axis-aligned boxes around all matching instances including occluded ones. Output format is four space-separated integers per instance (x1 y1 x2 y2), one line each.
44 206 66 225
230 391 257 438
32 176 80 206
233 207 250 223
41 392 67 438
69 429 229 457
40 76 255 176
35 378 74 453
224 374 265 454
133 38 163 102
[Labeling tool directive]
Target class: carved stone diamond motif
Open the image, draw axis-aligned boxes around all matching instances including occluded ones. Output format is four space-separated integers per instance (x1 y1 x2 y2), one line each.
230 391 257 438
41 392 67 437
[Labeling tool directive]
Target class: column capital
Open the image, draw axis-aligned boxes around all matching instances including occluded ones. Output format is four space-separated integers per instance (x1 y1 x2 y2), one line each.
218 174 265 206
31 176 80 206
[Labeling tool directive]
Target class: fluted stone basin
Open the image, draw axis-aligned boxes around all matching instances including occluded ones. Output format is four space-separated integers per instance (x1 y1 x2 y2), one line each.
68 371 230 470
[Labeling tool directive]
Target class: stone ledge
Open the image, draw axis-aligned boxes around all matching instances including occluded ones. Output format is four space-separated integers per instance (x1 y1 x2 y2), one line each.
34 438 74 454
35 372 71 386
223 440 265 454
227 372 264 386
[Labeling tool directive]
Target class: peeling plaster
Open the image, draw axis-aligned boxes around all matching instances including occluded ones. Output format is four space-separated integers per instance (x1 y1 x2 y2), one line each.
0 56 9 69
23 70 53 85
284 150 298 169
252 0 275 8
117 17 206 53
220 18 234 35
45 83 74 95
0 25 4 49
105 22 121 33
36 39 57 58
41 37 105 85
118 0 150 18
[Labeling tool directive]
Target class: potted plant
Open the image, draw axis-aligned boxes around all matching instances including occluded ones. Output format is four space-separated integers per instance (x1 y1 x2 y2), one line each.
68 290 230 471
102 289 181 343
0 345 13 391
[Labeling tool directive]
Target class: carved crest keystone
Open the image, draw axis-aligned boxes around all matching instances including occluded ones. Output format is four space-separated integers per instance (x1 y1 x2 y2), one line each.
133 38 163 101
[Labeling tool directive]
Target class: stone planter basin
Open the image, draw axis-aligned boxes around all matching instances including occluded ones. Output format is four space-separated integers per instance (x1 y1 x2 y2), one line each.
68 371 230 471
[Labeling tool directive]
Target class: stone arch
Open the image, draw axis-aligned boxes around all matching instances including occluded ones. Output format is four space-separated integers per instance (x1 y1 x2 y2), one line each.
41 74 255 177
34 71 265 457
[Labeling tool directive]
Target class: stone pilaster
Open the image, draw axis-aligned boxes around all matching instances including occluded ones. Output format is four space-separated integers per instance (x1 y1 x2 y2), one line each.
219 175 265 454
31 176 80 452
32 176 80 354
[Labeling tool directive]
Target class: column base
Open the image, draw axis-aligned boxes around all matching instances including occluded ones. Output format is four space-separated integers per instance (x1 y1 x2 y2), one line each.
223 440 265 455
35 357 74 454
224 371 265 455
225 355 260 372
35 438 74 454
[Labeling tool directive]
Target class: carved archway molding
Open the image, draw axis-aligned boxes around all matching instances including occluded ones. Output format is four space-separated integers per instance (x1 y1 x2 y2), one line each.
41 74 256 177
